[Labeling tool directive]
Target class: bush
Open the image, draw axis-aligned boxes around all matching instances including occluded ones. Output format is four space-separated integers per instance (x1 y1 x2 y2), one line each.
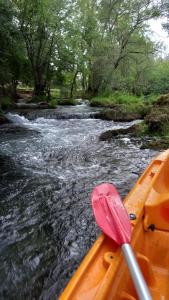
48 98 57 108
90 96 115 107
145 107 169 134
31 95 48 103
155 94 169 106
136 122 149 136
0 96 12 110
57 98 77 105
51 89 60 98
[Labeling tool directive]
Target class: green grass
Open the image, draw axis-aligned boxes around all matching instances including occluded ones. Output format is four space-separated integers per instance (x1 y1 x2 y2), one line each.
57 98 77 105
90 92 159 115
145 94 159 103
90 92 144 113
91 92 143 105
135 122 149 136
90 96 114 107
50 89 78 106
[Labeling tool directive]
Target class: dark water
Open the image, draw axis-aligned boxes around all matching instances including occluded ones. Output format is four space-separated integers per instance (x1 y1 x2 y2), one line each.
0 103 157 299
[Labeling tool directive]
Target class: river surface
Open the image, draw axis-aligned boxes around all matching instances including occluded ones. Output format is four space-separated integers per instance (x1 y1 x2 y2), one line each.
0 103 157 299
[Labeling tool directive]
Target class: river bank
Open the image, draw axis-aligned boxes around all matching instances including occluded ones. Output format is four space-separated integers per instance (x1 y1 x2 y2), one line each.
90 93 169 150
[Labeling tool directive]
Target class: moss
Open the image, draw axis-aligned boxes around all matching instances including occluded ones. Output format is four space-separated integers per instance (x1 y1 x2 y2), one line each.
141 138 169 150
134 122 149 136
57 98 77 105
141 93 169 148
145 93 169 134
95 107 142 121
146 110 167 133
155 94 169 106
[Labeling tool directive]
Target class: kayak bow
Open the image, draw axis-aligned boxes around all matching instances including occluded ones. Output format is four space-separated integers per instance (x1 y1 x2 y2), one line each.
60 149 169 300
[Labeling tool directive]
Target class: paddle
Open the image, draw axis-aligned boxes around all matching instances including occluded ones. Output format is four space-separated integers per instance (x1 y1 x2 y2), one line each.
91 183 152 300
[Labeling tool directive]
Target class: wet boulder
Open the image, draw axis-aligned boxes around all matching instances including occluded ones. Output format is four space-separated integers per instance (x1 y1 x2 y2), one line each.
99 125 138 141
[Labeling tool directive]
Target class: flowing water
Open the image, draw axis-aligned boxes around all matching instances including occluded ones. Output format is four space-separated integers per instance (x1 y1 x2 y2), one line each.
0 103 157 299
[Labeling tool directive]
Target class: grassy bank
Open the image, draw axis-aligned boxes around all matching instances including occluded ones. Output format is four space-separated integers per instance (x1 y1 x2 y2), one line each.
90 92 158 115
94 92 169 150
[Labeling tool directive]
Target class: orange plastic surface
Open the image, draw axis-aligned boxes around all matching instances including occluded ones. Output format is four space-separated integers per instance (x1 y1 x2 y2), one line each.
59 149 169 300
144 154 169 231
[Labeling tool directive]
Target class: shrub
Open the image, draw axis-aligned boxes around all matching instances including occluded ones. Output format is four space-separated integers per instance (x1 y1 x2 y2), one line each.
57 98 77 105
0 96 12 110
48 98 57 108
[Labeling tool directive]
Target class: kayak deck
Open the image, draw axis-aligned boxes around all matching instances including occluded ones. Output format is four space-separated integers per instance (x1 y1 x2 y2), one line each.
59 150 169 300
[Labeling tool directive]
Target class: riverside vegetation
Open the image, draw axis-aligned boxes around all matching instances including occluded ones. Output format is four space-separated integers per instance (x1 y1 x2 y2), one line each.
98 93 169 150
1 0 169 148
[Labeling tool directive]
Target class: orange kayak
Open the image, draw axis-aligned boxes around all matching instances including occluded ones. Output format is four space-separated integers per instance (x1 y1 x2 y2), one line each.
59 149 169 300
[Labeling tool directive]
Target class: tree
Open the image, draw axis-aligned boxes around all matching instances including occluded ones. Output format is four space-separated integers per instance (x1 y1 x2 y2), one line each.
0 0 26 99
13 0 72 98
78 0 161 95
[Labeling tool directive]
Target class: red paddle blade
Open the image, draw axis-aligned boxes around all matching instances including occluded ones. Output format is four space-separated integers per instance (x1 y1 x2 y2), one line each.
91 183 131 245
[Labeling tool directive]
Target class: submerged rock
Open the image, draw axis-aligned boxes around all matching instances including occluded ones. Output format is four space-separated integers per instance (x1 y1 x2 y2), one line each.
15 102 49 109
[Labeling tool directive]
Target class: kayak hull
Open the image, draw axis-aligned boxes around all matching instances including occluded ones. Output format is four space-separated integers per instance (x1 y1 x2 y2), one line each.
59 150 169 300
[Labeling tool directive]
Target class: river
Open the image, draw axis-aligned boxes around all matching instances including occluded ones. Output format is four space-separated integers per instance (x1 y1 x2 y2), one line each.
0 103 157 299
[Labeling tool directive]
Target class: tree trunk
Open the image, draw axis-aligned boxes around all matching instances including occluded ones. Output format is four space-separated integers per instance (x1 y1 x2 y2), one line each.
87 61 100 97
11 80 18 100
33 81 46 97
70 70 78 99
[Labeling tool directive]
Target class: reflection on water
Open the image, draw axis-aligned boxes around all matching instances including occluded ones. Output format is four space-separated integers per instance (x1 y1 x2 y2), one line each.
0 105 157 299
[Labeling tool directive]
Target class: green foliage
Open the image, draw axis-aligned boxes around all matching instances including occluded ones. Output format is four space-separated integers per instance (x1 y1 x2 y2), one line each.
144 59 169 95
90 96 115 107
57 98 77 106
51 89 60 99
145 94 159 103
48 98 57 108
136 122 149 136
112 92 144 104
31 95 48 103
0 0 168 103
0 96 12 110
90 92 145 112
0 0 30 97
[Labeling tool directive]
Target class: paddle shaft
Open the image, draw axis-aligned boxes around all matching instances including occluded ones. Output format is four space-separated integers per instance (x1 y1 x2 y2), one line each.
121 244 152 300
